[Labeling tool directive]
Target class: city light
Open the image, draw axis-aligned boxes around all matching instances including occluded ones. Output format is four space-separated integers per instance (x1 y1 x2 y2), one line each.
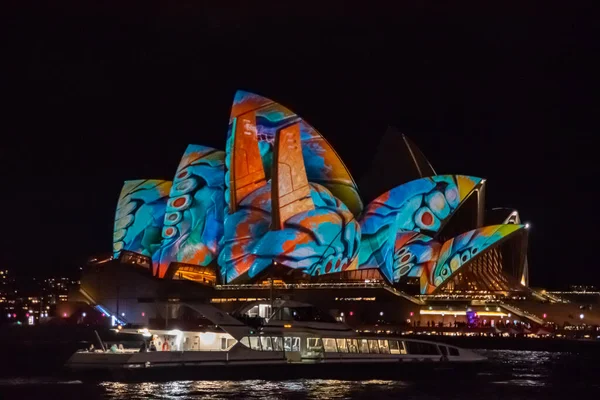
82 312 86 317
580 314 584 319
379 311 384 316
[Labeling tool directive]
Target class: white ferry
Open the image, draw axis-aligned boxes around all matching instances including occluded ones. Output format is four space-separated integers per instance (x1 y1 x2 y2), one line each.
65 300 486 381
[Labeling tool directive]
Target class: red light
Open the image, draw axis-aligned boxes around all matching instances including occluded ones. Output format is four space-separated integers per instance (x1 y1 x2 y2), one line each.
102 313 106 317
26 313 29 317
543 313 547 319
12 314 16 318
141 312 145 317
349 311 354 316
410 312 414 316
63 313 67 317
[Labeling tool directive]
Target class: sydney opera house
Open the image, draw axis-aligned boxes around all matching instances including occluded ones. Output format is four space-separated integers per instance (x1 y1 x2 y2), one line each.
79 90 599 332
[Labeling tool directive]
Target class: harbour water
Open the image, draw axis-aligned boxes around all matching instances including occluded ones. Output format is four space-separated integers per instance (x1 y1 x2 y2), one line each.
1 349 599 399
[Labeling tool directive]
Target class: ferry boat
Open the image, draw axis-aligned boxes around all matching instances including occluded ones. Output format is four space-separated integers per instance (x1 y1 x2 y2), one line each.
65 300 486 381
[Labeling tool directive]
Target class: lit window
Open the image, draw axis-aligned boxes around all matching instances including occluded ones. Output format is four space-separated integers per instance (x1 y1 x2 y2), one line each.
359 339 369 353
378 339 390 354
271 337 283 351
248 336 261 351
260 336 273 351
323 338 337 352
336 338 348 353
347 339 359 353
368 340 380 354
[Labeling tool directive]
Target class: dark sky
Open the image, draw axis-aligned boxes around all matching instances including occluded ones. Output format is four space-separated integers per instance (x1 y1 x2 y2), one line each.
1 3 597 288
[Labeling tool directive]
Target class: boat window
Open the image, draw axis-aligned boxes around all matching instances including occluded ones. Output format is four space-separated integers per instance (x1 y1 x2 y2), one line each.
292 337 300 352
368 340 380 354
347 339 359 353
323 338 338 352
336 338 348 353
249 336 262 351
260 336 273 351
284 336 300 352
359 339 369 354
240 337 250 348
405 341 439 355
449 347 460 356
439 345 448 356
378 339 390 354
220 337 237 351
306 338 323 354
307 338 323 350
389 340 407 355
272 337 284 351
398 341 407 354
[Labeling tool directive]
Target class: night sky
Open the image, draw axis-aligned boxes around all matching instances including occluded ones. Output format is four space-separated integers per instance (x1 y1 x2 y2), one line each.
2 3 597 288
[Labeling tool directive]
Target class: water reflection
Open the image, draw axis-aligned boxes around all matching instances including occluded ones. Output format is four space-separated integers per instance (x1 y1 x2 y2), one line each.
5 350 600 399
100 379 409 399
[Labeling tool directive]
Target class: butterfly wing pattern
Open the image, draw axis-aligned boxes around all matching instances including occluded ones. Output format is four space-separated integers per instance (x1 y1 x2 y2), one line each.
113 180 172 260
110 90 529 293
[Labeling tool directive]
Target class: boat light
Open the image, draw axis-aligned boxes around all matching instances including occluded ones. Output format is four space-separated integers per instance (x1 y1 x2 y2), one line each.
138 328 152 337
199 332 216 345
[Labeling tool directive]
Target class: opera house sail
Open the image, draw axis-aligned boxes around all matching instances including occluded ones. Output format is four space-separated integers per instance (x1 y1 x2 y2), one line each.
109 90 529 296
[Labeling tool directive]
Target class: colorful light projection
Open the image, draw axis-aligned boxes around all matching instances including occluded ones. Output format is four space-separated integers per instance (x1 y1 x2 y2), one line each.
151 145 225 278
219 182 360 283
358 175 482 275
390 231 440 284
227 90 363 216
427 224 523 294
219 120 360 283
111 90 527 290
113 180 172 259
